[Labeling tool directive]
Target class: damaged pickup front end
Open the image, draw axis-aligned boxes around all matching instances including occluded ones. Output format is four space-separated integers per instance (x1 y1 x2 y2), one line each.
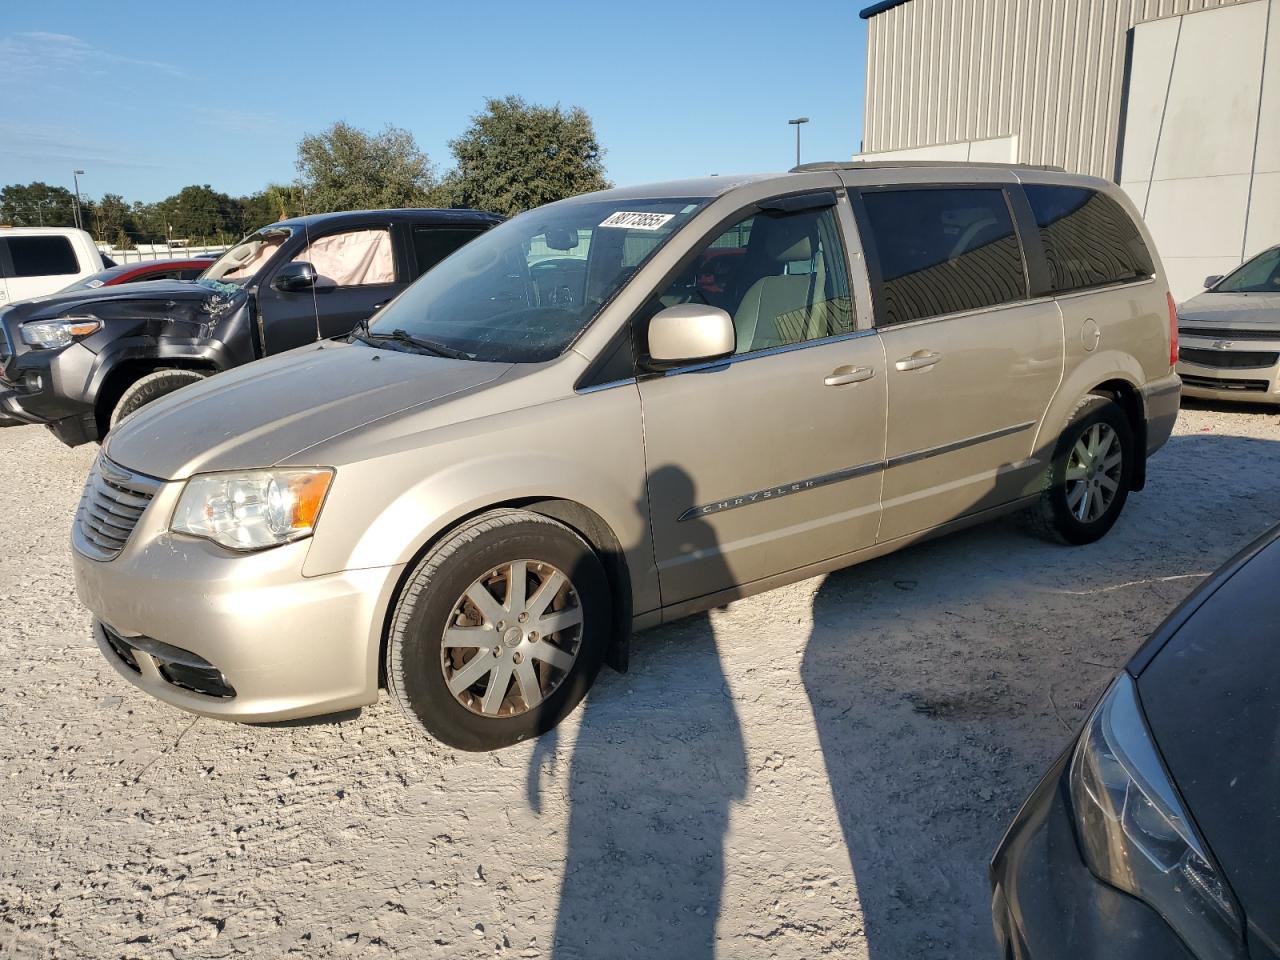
0 279 254 446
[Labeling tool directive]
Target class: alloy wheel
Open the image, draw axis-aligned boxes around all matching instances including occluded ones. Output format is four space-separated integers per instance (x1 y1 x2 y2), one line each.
1065 423 1123 523
440 560 583 718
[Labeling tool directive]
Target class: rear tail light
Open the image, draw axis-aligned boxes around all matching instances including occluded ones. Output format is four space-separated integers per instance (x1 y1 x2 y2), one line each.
1167 292 1179 368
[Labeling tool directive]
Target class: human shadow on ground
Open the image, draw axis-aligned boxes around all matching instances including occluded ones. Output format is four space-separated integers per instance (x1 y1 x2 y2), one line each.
527 466 746 960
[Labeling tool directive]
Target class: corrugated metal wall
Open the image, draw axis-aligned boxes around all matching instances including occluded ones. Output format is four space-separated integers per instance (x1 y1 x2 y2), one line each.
862 0 1256 178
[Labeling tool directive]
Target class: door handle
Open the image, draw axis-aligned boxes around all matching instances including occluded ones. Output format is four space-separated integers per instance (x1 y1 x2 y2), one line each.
824 365 875 386
895 351 942 371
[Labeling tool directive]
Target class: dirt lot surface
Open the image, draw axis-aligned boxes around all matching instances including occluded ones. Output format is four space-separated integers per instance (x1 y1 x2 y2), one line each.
2 401 1278 960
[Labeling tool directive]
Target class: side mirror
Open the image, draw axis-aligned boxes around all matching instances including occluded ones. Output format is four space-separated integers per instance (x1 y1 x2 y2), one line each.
273 261 317 292
1204 275 1224 289
646 304 735 368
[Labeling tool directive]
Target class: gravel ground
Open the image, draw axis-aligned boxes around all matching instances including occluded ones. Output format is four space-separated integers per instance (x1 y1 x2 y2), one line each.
2 400 1279 960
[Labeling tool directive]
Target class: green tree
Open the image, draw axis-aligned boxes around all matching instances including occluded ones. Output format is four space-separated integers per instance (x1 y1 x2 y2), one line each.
0 181 79 227
157 184 239 244
93 193 132 243
296 122 437 212
448 96 609 217
238 183 306 232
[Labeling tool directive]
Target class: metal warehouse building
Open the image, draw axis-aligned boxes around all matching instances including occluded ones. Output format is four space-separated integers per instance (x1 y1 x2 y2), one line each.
856 0 1279 299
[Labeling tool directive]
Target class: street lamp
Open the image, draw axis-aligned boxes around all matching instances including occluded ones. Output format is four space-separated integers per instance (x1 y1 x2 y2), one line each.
71 169 85 230
788 117 810 168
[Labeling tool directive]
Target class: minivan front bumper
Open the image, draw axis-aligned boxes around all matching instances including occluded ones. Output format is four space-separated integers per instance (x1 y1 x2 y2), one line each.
73 505 405 722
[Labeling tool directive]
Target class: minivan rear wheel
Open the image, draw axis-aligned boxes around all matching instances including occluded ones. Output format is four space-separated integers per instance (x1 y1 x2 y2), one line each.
386 509 611 751
1025 395 1135 545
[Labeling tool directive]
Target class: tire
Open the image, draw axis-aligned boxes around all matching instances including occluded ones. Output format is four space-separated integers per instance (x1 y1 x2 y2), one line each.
109 368 209 429
386 509 612 751
1024 394 1136 545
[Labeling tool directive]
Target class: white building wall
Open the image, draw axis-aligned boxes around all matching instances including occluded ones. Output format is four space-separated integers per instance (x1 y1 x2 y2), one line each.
1119 0 1278 299
861 0 1255 179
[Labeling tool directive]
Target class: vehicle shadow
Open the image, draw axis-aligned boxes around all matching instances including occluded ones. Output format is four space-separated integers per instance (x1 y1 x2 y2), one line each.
799 430 1280 958
527 466 747 959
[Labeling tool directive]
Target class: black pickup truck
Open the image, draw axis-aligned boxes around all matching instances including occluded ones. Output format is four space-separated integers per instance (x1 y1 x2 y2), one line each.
0 207 501 446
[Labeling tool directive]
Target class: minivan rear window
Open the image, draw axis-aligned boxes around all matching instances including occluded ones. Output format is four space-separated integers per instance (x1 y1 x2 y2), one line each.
6 235 80 277
1024 185 1154 292
860 187 1027 326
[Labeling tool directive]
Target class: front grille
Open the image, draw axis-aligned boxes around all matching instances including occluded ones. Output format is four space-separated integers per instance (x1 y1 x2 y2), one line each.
75 458 162 560
1179 347 1280 369
1181 374 1270 392
1179 326 1280 342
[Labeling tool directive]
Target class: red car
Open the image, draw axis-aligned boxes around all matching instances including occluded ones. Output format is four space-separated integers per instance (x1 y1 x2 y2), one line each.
58 258 214 292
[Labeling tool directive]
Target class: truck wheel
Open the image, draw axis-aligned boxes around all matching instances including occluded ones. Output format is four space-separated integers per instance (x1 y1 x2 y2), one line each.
109 369 209 429
1024 395 1136 545
386 509 611 751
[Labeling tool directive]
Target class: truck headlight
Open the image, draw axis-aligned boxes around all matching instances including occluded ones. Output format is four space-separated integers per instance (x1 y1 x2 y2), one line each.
20 316 103 349
1070 673 1243 960
171 468 333 551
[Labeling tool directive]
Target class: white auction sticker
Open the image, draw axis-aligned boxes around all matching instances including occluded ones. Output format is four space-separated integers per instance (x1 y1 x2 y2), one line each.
599 211 675 231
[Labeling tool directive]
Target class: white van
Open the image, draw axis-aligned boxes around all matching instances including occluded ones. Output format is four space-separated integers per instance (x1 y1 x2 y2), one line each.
0 227 107 305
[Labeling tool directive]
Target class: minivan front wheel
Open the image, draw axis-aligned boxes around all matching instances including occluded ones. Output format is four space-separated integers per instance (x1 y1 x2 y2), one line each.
386 510 611 751
1026 395 1135 545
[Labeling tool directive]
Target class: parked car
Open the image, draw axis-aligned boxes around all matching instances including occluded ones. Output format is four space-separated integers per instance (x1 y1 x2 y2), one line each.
991 523 1280 960
1177 244 1280 404
0 227 108 305
58 258 215 292
0 208 501 445
73 163 1180 751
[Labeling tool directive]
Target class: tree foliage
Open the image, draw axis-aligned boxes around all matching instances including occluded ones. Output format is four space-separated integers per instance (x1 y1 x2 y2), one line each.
296 121 439 213
0 182 79 227
2 97 613 245
448 96 609 217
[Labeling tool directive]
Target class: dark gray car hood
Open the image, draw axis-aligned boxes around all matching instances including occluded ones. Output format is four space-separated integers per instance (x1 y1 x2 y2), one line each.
1137 537 1280 947
104 340 512 480
1179 291 1280 328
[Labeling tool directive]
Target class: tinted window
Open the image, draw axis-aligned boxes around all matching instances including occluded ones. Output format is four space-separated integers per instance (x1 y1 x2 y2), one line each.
862 188 1026 326
412 227 485 277
1214 246 1280 293
652 204 854 355
8 236 80 277
1025 185 1154 292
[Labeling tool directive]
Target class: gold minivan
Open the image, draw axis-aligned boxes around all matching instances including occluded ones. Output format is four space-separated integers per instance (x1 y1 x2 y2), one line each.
72 162 1181 750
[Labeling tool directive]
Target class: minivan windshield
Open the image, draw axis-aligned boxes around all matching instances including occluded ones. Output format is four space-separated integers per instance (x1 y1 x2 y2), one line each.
367 197 708 362
1214 246 1280 293
201 226 293 284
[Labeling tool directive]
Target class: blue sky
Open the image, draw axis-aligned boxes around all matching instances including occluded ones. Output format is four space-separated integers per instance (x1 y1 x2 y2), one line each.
0 0 869 203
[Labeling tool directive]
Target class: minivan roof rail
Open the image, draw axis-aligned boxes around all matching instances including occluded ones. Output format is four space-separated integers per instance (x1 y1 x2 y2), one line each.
791 160 1067 173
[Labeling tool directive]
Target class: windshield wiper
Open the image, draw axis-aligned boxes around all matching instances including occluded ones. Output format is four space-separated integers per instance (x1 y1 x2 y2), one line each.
350 318 473 360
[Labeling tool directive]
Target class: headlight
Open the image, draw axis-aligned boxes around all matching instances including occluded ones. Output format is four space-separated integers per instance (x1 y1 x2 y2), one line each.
171 468 333 551
1070 673 1243 959
20 316 102 349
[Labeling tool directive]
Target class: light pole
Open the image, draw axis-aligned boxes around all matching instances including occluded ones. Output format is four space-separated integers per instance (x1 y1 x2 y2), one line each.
788 117 810 168
71 169 85 230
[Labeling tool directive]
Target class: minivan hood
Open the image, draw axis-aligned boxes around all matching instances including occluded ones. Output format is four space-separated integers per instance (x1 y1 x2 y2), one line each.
104 340 513 480
1178 291 1280 327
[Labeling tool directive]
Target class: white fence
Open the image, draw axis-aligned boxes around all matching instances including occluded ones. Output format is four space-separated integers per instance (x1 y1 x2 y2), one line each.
96 244 226 264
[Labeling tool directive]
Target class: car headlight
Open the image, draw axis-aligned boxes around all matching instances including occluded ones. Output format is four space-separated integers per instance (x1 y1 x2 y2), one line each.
1070 673 1243 960
171 468 333 551
20 316 102 349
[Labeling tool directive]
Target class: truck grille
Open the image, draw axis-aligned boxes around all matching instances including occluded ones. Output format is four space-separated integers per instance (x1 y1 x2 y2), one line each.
75 457 163 560
1179 326 1280 342
1181 374 1270 393
1179 347 1280 369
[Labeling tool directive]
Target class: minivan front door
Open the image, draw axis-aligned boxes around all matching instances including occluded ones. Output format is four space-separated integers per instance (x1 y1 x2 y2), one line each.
850 184 1063 542
638 198 887 607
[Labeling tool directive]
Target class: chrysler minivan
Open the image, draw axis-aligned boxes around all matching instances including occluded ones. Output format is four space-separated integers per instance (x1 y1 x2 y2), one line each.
72 163 1181 750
